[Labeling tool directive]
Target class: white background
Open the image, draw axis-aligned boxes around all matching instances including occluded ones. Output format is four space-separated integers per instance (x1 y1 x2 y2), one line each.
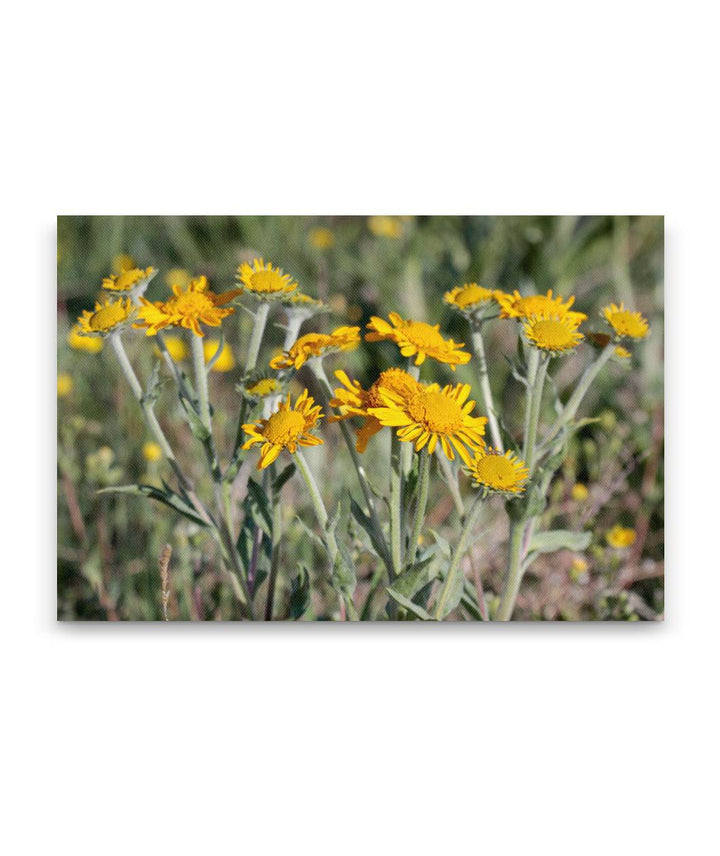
2 2 718 854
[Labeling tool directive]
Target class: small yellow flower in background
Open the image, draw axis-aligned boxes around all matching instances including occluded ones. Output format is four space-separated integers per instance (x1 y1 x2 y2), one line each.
164 268 193 290
102 265 156 298
246 377 281 398
368 216 403 239
284 292 326 321
444 283 502 314
142 441 163 463
203 339 236 372
330 367 421 452
135 276 241 338
571 483 589 501
68 324 104 353
615 346 632 359
606 524 636 549
236 258 298 300
602 303 649 339
270 326 361 370
157 334 188 362
570 556 589 581
523 314 584 355
309 227 334 250
466 448 529 495
242 390 324 469
57 373 74 397
77 297 135 337
369 381 487 464
112 253 135 274
366 312 471 369
497 289 587 323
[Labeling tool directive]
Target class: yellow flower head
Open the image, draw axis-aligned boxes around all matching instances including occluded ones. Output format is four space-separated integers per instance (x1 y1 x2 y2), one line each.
523 314 584 355
309 227 334 249
368 216 403 239
606 524 636 549
570 556 589 581
135 276 241 338
245 377 282 398
269 325 361 370
369 381 487 464
366 312 471 369
102 265 157 298
67 324 104 353
242 390 323 470
444 283 503 315
497 289 587 323
615 346 632 359
330 367 421 452
157 334 188 362
77 296 135 338
142 441 163 463
571 483 589 501
602 303 649 340
57 373 74 397
203 339 236 372
466 448 530 495
284 291 326 320
236 258 298 301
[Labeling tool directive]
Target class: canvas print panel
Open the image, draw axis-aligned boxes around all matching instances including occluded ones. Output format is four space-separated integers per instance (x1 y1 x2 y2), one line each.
57 216 664 621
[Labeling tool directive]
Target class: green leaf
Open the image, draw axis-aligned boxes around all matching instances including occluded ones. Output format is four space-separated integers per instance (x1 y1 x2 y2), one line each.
272 462 296 493
391 554 439 600
289 565 311 620
385 587 435 621
434 566 466 619
529 529 592 554
332 544 356 598
98 483 210 527
179 396 210 441
141 360 162 407
349 496 388 561
246 479 273 536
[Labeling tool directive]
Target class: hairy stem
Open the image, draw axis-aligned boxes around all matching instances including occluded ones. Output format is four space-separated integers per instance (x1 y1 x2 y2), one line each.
496 521 525 621
406 447 430 569
471 323 503 450
433 492 484 620
524 353 549 476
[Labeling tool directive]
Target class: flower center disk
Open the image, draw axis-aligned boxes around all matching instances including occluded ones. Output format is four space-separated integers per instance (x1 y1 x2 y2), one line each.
264 410 305 444
407 389 463 434
474 455 517 488
90 303 126 330
403 321 447 350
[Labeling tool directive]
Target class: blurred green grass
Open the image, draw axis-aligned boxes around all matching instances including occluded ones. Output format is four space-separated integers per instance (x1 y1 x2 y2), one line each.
57 215 663 620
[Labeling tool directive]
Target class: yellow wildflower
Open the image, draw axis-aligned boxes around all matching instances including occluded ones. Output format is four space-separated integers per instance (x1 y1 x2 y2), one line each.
67 324 103 353
270 326 360 370
77 297 135 337
158 335 188 362
242 390 323 470
615 346 632 359
606 524 636 549
366 312 471 369
57 373 74 397
236 258 298 300
497 289 586 323
142 441 163 463
571 483 589 501
368 216 403 239
444 283 503 314
602 303 649 340
135 276 241 338
466 448 529 495
309 227 334 249
369 381 487 464
112 253 135 274
246 377 281 398
164 268 193 290
102 265 156 298
523 314 584 355
330 367 421 452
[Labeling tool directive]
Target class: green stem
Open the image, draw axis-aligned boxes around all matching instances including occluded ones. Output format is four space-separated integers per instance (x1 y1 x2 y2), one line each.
496 521 525 621
406 447 430 569
524 354 549 476
543 343 615 448
191 333 211 429
433 492 484 620
438 452 465 520
264 469 283 621
471 323 503 450
390 434 404 576
245 302 270 374
522 347 540 462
